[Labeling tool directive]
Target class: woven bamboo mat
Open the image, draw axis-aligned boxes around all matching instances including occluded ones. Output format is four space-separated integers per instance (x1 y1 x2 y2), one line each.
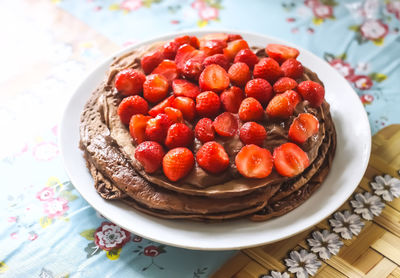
213 124 400 278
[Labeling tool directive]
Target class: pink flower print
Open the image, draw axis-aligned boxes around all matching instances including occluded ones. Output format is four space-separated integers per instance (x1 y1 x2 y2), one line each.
199 6 219 21
387 1 400 20
304 0 319 9
28 232 38 241
120 0 142 12
144 245 161 257
351 75 373 90
360 20 389 40
329 59 355 79
10 232 18 239
313 4 333 19
360 94 374 105
36 187 55 202
32 142 59 161
192 0 206 10
94 222 131 251
7 216 17 223
43 197 69 219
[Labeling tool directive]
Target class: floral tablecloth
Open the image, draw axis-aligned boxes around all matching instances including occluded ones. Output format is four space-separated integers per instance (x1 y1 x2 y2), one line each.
1 0 399 277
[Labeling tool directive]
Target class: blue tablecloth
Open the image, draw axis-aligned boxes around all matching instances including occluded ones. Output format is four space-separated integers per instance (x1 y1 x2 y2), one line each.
1 0 399 277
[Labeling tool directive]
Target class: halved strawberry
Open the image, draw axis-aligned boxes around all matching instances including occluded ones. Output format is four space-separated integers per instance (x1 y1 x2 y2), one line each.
235 144 273 178
194 118 215 143
165 123 194 149
220 86 244 113
135 141 165 173
202 54 230 70
238 97 264 122
151 60 178 84
143 74 169 103
288 113 319 144
148 95 175 117
129 114 152 144
227 34 243 42
266 90 301 119
172 96 196 121
253 57 284 83
244 78 273 106
281 58 304 79
174 44 197 72
117 95 149 125
163 147 195 181
195 91 220 118
164 107 183 123
162 41 179 60
141 50 164 74
273 143 309 177
273 77 298 94
199 33 229 47
145 113 173 144
234 49 259 69
172 79 200 99
175 35 200 48
297 81 325 107
228 62 251 87
239 122 267 146
265 44 300 64
223 39 249 61
213 112 238 137
200 39 227 56
114 68 146 96
198 64 230 92
196 141 229 174
182 56 205 80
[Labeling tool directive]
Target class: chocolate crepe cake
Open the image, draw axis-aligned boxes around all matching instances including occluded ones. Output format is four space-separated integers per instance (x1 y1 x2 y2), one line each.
80 33 336 221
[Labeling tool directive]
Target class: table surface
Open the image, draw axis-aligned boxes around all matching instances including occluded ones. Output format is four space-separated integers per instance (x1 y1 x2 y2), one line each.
1 0 399 277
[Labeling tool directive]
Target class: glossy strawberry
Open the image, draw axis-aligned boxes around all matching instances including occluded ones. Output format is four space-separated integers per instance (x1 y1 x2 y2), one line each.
235 144 273 178
165 123 194 149
162 41 179 60
297 81 325 107
200 39 227 56
234 49 259 69
145 113 173 144
288 113 319 144
135 141 165 173
163 147 195 181
281 58 304 79
213 112 238 137
202 54 229 70
244 78 273 106
143 74 169 103
253 57 284 83
273 143 309 177
199 64 230 92
117 95 149 125
220 86 244 113
174 44 198 72
273 77 298 94
196 141 230 174
129 114 152 144
227 34 243 42
199 33 229 47
148 95 175 117
175 35 200 48
114 68 146 96
172 79 200 99
238 97 264 122
266 90 301 119
172 96 196 121
182 57 205 80
194 118 215 143
228 62 251 87
239 122 267 146
151 60 178 84
164 107 183 123
223 39 249 61
141 50 164 74
265 44 299 64
195 91 221 118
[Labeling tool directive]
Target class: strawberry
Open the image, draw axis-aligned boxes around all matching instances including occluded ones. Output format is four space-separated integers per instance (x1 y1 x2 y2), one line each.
220 86 244 113
223 39 249 61
238 97 264 122
148 95 175 117
194 118 215 143
163 147 195 181
161 41 179 60
253 57 284 84
297 81 325 107
143 74 169 103
117 95 149 125
199 33 229 47
129 114 152 144
273 143 309 177
141 50 164 74
175 35 200 48
164 107 183 123
145 113 173 144
227 34 243 42
273 77 298 94
239 122 267 146
195 91 221 118
213 112 238 137
281 58 304 79
151 60 178 84
199 64 230 92
189 36 200 49
114 68 146 96
244 78 273 106
172 79 200 99
196 141 230 174
234 49 259 69
228 62 251 87
182 56 205 80
288 113 319 144
174 44 197 72
235 144 273 178
202 54 230 70
266 90 301 119
165 123 194 149
200 39 227 56
172 96 196 121
265 44 299 64
135 141 165 173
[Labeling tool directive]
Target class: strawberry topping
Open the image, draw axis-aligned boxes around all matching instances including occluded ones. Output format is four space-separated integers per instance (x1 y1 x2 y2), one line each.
288 113 319 144
135 141 165 173
235 144 273 178
273 143 309 177
196 141 230 174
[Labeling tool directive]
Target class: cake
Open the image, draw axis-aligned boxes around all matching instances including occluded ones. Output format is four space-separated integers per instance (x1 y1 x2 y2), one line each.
80 33 336 221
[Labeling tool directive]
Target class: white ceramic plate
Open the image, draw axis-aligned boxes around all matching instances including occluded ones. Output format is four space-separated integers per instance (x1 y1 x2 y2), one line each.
60 30 371 250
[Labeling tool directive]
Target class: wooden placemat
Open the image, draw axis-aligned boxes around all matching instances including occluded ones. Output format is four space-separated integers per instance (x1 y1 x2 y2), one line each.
213 124 400 278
